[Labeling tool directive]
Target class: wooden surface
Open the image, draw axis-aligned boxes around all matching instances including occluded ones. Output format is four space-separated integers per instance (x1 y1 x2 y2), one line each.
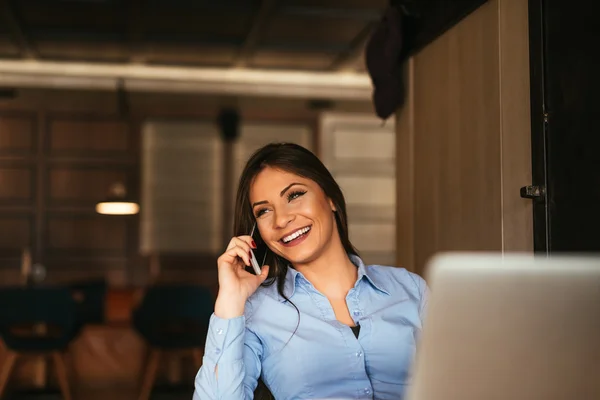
396 0 533 276
497 0 534 252
0 109 138 286
319 112 397 266
395 59 416 273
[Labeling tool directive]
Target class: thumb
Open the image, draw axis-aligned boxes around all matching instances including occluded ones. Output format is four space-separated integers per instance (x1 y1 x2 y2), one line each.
258 265 270 282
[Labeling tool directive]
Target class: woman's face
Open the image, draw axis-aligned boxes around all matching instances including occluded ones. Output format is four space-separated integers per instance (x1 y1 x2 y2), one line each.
249 167 337 266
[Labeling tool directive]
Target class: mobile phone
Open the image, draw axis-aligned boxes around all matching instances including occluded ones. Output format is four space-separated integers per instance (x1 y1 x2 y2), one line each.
249 223 267 275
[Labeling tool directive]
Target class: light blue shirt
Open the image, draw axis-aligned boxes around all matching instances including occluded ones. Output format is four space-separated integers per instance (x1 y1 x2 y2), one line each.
194 255 428 400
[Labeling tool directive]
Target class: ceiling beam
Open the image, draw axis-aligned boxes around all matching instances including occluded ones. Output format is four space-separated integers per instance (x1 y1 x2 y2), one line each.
0 59 372 100
1 0 37 59
143 0 257 13
329 22 375 71
27 29 348 53
233 0 279 68
280 6 381 21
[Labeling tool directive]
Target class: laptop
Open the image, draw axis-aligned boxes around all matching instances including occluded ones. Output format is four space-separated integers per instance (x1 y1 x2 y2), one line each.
405 252 600 400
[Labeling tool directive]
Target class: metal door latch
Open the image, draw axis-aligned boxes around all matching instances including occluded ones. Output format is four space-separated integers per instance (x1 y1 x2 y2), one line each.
520 185 545 200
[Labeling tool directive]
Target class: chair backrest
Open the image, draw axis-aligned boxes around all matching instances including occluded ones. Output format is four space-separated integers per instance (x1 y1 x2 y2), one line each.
69 279 107 326
0 287 77 329
135 285 214 323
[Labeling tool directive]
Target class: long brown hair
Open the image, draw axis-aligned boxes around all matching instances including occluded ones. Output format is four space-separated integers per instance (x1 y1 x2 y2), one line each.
233 142 359 294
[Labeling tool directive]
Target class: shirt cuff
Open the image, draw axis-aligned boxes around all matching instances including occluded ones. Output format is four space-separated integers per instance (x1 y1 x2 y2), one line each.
204 313 246 365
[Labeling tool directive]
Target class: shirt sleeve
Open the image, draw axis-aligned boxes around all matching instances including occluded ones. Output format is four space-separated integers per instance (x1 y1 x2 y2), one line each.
193 313 262 399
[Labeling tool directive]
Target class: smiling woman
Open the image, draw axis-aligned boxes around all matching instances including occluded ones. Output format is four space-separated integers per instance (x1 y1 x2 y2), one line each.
251 170 339 268
193 143 428 400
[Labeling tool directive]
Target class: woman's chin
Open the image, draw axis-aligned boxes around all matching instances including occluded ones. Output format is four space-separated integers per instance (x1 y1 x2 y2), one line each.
284 250 318 267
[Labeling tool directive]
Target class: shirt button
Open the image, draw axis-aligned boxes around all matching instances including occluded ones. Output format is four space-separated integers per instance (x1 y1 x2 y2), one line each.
356 351 362 358
353 310 361 317
216 328 224 335
364 388 371 395
215 348 221 355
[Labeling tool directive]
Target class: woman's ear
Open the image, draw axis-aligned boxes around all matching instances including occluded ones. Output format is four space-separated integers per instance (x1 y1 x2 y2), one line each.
329 199 337 212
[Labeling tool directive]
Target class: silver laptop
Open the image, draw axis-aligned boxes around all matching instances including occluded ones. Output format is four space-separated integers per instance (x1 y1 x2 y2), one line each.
406 252 600 400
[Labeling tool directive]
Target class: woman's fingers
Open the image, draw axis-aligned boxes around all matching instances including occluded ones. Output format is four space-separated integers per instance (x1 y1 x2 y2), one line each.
233 236 256 251
225 236 256 252
219 245 252 267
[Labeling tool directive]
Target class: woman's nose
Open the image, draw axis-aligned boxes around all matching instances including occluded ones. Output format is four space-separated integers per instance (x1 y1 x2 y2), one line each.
274 208 294 229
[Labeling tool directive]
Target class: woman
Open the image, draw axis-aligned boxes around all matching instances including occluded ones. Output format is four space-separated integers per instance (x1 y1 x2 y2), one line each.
194 143 428 400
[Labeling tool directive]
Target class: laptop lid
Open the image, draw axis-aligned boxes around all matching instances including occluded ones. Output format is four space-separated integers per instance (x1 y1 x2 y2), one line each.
406 253 600 400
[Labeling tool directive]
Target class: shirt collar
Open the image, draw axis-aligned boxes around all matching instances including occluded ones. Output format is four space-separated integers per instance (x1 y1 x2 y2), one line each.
278 254 390 302
350 254 391 296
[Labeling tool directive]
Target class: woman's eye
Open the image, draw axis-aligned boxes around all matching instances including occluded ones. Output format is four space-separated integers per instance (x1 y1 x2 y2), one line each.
287 190 306 202
255 208 269 218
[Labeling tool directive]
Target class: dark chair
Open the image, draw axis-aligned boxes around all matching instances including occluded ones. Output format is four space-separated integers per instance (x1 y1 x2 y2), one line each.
131 284 214 400
68 279 107 331
0 287 79 400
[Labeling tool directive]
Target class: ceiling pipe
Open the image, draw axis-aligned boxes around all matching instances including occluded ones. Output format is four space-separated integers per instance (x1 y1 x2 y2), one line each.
0 59 372 100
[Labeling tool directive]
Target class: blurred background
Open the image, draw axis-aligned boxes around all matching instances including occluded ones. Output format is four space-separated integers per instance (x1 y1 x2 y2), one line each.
0 0 598 399
0 1 394 398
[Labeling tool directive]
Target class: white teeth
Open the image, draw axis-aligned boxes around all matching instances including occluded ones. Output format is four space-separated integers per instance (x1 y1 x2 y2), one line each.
282 226 311 243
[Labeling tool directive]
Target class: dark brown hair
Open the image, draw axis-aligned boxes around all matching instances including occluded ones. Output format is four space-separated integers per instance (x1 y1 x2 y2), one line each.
233 142 359 294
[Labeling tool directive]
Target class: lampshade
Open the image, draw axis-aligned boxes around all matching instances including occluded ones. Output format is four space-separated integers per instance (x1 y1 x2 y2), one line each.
96 182 139 215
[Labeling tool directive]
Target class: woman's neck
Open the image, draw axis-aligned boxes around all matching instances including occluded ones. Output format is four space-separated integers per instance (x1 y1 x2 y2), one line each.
293 240 358 300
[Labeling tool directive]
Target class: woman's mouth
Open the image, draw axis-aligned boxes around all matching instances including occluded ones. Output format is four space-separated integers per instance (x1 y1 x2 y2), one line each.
280 226 312 247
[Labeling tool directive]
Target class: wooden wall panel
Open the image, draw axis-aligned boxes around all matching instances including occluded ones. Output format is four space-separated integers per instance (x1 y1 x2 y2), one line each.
40 262 129 286
48 167 129 204
0 215 32 281
46 216 128 254
0 167 34 203
396 59 416 272
0 90 328 287
413 0 503 268
0 114 36 153
36 115 136 284
320 113 397 266
498 0 534 251
396 0 533 276
48 118 130 153
0 215 32 251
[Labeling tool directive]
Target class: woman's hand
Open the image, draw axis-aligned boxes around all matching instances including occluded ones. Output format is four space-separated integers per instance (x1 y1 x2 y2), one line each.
214 235 270 319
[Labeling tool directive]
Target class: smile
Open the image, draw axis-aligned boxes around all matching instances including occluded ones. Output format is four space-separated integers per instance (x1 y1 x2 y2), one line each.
281 226 312 244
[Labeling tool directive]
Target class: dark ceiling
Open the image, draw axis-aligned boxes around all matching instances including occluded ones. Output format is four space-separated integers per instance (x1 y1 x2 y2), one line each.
0 0 389 71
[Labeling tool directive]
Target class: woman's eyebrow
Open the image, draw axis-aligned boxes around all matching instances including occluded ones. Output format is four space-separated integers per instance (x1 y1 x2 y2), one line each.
279 182 305 196
252 200 267 209
252 182 307 209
